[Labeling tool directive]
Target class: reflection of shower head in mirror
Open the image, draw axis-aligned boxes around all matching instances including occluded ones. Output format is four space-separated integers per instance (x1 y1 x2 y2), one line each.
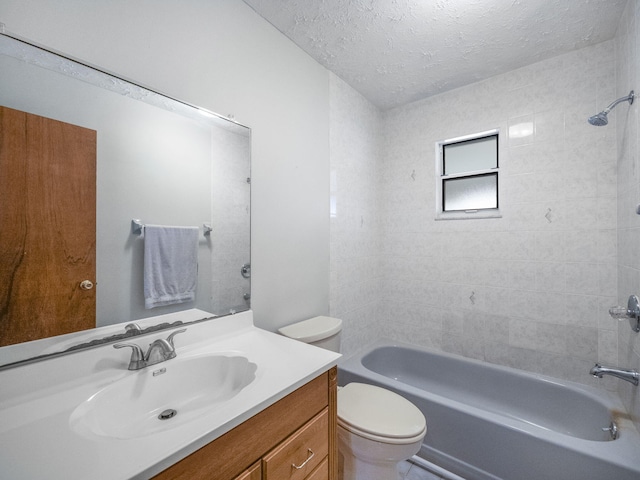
588 90 634 126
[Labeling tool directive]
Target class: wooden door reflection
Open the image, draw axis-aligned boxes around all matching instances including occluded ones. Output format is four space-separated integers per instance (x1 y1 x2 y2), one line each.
0 106 96 346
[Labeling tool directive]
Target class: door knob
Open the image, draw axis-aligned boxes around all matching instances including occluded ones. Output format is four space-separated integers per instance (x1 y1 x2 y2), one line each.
80 280 94 290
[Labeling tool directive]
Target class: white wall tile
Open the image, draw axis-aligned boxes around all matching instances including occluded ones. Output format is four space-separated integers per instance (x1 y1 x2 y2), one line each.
332 40 620 385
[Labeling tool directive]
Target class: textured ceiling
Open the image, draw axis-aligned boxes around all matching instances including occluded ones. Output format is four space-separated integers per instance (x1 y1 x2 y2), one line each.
243 0 628 110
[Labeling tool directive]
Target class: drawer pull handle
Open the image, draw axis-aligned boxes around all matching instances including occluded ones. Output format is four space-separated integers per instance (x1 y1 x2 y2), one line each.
292 448 314 470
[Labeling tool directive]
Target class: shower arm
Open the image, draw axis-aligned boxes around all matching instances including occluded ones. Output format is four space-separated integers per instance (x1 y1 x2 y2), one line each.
601 91 634 114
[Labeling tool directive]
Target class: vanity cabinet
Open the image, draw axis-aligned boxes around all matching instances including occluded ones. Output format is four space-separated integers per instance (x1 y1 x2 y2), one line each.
154 367 338 480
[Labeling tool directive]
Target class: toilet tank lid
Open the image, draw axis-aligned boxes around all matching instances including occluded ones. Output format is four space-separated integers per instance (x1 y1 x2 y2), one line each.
278 316 342 343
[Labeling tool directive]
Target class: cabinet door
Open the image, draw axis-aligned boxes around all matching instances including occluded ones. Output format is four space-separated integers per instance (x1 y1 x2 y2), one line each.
234 461 261 480
263 409 328 480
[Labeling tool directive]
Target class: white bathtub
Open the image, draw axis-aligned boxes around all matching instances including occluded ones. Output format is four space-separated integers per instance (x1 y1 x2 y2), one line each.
337 340 640 480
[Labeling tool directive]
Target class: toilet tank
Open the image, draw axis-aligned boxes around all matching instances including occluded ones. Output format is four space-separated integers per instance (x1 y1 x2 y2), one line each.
278 316 342 353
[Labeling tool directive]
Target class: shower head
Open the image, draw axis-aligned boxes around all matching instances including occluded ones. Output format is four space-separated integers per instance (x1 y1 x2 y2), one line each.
588 111 609 126
588 90 635 126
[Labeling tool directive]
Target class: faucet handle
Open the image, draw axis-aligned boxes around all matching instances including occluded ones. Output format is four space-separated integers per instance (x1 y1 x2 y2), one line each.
114 342 145 370
166 328 187 348
609 306 628 319
609 295 640 332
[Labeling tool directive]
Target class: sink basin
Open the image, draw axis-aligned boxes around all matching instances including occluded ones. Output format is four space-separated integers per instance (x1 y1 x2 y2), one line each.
70 353 257 439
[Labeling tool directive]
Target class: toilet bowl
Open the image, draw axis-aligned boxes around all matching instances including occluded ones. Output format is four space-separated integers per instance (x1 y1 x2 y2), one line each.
338 382 426 480
279 317 427 480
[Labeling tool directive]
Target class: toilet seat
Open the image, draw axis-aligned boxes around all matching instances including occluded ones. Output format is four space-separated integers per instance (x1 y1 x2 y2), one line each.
338 383 427 445
338 420 426 444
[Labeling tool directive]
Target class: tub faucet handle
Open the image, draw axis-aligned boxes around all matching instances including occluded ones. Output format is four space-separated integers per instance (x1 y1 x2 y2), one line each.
609 306 628 319
608 295 640 333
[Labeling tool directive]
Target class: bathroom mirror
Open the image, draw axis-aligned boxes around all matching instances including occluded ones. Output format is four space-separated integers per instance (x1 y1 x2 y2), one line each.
0 33 251 367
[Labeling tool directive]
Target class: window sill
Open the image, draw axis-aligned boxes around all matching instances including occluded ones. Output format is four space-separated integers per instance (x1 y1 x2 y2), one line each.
435 209 502 221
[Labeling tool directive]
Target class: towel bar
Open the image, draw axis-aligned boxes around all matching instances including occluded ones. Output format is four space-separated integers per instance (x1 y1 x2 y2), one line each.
131 219 212 236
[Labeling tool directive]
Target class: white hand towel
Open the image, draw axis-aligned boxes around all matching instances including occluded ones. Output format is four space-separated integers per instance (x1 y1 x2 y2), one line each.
143 225 199 309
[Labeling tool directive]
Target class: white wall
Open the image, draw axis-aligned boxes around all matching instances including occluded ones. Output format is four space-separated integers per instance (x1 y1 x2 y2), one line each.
0 0 331 331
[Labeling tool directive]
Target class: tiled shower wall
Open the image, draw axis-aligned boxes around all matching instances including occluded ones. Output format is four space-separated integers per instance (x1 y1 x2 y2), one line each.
616 0 640 430
331 40 621 389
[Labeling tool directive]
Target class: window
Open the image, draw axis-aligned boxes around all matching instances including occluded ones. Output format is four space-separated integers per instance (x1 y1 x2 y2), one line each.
436 129 500 220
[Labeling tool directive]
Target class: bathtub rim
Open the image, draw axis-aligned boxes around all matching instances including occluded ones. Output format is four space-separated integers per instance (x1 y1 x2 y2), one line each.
341 337 628 412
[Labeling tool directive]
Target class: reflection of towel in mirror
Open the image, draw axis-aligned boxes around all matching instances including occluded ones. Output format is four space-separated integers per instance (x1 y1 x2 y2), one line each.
143 225 199 309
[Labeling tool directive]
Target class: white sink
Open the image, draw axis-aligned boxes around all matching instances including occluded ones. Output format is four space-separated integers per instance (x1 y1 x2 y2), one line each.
70 353 257 439
1 311 341 480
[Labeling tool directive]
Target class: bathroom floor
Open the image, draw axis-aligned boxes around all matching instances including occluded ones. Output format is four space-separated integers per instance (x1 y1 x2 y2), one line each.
399 460 447 480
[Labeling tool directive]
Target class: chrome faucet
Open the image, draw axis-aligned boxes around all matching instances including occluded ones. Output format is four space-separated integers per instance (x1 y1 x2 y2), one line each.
114 328 186 370
590 363 639 386
124 323 142 334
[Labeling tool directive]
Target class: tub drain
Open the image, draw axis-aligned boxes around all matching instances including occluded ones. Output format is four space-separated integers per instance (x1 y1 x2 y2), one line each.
158 409 177 420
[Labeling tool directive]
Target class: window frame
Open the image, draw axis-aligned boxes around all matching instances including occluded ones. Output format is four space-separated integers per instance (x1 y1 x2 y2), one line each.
435 128 501 220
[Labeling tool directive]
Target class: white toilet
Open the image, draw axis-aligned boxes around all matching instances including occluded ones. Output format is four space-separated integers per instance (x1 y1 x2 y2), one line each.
279 316 427 480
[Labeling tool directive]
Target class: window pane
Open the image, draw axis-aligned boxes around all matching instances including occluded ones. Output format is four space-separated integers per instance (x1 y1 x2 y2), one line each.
443 135 498 175
443 173 498 211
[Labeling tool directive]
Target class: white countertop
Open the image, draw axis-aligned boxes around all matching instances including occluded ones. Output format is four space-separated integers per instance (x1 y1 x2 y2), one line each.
0 310 340 479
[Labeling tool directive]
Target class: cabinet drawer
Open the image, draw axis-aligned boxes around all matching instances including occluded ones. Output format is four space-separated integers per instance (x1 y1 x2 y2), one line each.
306 457 328 480
263 409 328 480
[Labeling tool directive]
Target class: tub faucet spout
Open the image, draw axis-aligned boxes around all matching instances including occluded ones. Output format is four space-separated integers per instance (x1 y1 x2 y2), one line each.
590 363 639 386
